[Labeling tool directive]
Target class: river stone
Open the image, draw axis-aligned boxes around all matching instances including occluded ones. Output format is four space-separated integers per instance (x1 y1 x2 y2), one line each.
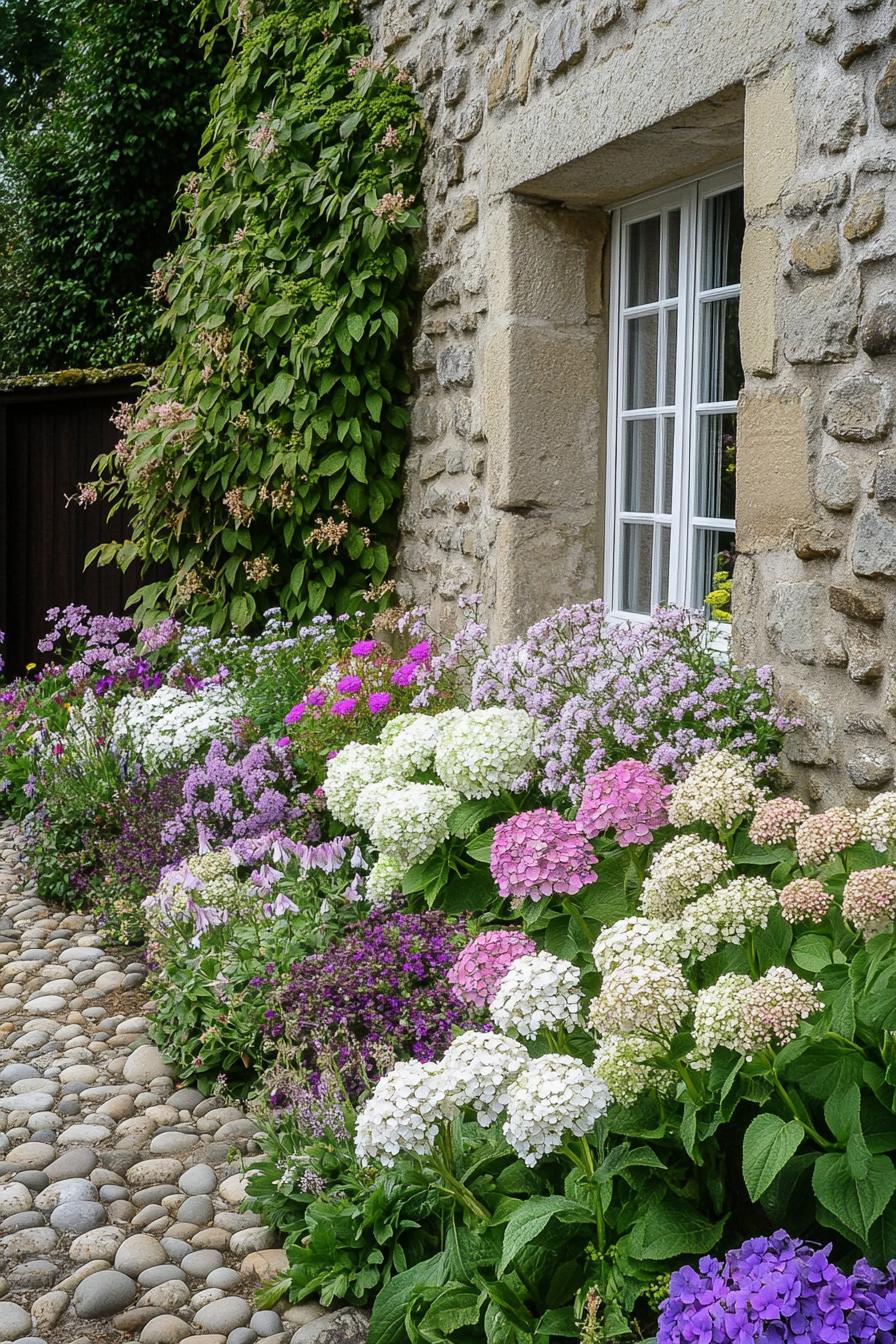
181 1248 224 1278
123 1045 173 1084
290 1307 370 1343
0 1301 32 1339
114 1233 169 1276
140 1315 194 1344
192 1297 253 1333
6 1142 57 1170
36 1178 97 1209
179 1164 216 1196
70 1225 126 1263
73 1267 138 1319
0 1181 33 1216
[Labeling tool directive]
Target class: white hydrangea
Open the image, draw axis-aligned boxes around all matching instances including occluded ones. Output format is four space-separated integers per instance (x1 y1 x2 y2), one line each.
442 1031 530 1125
368 783 462 867
434 708 539 799
668 750 761 831
691 974 755 1066
639 835 732 920
490 951 582 1039
354 1060 458 1167
592 917 685 976
322 743 391 826
365 853 406 905
502 1055 611 1166
378 713 417 748
354 776 404 832
860 791 896 852
382 709 465 779
592 1035 673 1107
590 956 694 1039
112 684 242 770
679 876 778 962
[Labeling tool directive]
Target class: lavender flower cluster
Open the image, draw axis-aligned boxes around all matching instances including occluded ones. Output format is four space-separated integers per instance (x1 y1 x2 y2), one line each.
470 602 792 799
271 908 476 1095
37 604 137 685
658 1231 896 1343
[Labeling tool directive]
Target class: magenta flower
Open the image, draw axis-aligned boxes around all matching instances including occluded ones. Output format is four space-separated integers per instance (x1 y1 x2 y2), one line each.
576 759 671 847
336 674 363 694
331 697 357 716
447 929 537 1009
407 640 431 663
391 663 417 687
368 692 392 713
283 702 306 725
52 743 64 757
491 808 599 904
351 639 377 657
306 689 327 707
276 735 290 747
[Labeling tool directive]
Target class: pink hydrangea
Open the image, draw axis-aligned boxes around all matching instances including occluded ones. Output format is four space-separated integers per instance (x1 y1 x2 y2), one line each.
447 929 537 1009
795 807 860 867
576 760 671 847
842 866 896 934
749 797 810 846
491 808 599 904
778 878 830 925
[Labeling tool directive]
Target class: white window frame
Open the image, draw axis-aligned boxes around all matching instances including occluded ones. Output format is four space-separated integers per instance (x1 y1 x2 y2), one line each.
603 164 743 642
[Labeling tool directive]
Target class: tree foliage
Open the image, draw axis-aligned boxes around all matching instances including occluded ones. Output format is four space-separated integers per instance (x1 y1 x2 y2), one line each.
0 0 219 373
91 0 424 632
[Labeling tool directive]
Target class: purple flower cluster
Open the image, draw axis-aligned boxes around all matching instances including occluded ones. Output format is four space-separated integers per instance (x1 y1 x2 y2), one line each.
271 908 477 1095
108 770 186 897
577 759 671 847
162 737 310 852
658 1231 896 1344
470 602 794 800
36 604 137 685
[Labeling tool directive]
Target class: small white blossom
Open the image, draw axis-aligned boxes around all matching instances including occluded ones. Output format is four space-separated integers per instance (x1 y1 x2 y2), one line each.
434 708 539 799
860 791 896 853
368 783 462 867
691 974 755 1066
592 1035 673 1106
490 951 582 1040
678 876 778 962
442 1031 530 1125
590 956 694 1039
322 742 391 826
354 1060 458 1167
354 776 403 832
112 684 242 770
668 750 761 831
502 1054 611 1166
639 835 732 920
592 917 685 975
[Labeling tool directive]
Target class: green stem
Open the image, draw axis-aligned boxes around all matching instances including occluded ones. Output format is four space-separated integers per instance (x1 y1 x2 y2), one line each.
429 1155 490 1222
765 1059 833 1150
563 897 594 949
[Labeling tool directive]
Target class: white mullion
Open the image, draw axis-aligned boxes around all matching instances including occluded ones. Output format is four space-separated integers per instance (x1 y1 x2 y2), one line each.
670 183 697 610
696 282 740 304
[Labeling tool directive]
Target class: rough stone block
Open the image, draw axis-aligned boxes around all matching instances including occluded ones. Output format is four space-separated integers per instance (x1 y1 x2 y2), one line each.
783 174 850 218
816 452 860 512
847 631 885 682
488 195 606 323
436 346 475 388
491 510 601 641
861 293 896 356
818 81 868 154
823 371 892 442
782 268 860 363
847 748 894 789
766 581 824 664
875 449 896 502
789 223 840 274
739 227 778 376
829 584 885 622
843 191 885 241
876 57 896 127
540 5 587 79
736 389 813 551
852 506 896 577
744 67 798 213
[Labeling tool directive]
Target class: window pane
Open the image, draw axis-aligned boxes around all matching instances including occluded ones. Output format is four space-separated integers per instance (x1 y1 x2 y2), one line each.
624 313 658 409
664 307 678 406
661 416 675 514
698 297 743 404
657 525 671 605
621 522 654 614
623 419 657 513
665 209 680 299
701 187 745 291
693 527 735 619
694 413 737 520
627 215 661 306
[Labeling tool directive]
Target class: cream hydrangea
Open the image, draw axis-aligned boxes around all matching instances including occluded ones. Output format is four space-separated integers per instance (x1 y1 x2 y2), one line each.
322 742 391 826
860 791 896 853
368 783 462 867
679 876 778 962
639 835 732 920
354 1060 458 1167
434 708 539 798
691 974 755 1065
442 1031 530 1125
502 1054 611 1166
382 709 464 779
365 853 405 905
668 750 761 830
490 951 582 1039
592 917 685 976
592 1035 673 1106
590 956 694 1039
354 776 404 832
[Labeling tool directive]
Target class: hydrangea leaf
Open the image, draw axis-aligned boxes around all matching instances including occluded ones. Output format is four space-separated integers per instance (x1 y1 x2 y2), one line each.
742 1114 804 1201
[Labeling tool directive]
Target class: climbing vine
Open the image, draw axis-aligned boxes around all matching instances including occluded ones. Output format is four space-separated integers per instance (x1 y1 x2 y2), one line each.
90 0 423 631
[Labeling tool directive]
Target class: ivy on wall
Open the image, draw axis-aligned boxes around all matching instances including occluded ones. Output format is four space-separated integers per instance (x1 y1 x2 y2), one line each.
92 0 424 632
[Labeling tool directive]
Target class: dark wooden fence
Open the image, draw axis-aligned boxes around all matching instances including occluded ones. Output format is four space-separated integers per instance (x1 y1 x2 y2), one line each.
0 377 152 676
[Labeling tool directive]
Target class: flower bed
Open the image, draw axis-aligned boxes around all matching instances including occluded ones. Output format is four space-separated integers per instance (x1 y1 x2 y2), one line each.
6 596 895 1343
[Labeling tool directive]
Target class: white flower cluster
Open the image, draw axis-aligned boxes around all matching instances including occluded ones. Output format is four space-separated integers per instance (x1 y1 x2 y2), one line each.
442 1031 530 1125
590 956 694 1039
354 777 403 833
354 1060 458 1167
592 1035 673 1107
323 743 392 826
365 853 405 905
860 791 896 853
382 709 463 778
502 1055 611 1167
112 685 242 770
368 783 462 867
592 917 685 975
640 835 732 919
691 967 822 1065
433 708 539 799
490 951 582 1039
691 974 755 1065
668 750 761 830
679 876 778 961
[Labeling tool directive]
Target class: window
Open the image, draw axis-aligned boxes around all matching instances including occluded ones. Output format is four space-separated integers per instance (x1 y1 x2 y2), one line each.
604 167 744 627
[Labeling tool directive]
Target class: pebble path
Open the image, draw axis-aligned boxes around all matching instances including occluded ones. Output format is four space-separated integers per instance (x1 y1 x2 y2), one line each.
0 819 368 1344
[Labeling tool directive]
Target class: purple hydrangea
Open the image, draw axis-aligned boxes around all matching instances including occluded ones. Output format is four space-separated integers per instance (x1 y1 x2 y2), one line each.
658 1231 896 1344
271 908 477 1095
490 808 598 904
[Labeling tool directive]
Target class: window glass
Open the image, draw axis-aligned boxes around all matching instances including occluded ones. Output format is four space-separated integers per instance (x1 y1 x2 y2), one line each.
701 187 745 290
626 216 661 306
624 314 659 410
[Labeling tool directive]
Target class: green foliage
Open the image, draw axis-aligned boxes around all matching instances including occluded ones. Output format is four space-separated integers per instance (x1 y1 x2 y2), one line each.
0 0 218 373
92 0 424 630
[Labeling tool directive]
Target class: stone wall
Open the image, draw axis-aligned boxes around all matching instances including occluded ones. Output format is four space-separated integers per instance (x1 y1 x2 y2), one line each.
363 0 896 801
